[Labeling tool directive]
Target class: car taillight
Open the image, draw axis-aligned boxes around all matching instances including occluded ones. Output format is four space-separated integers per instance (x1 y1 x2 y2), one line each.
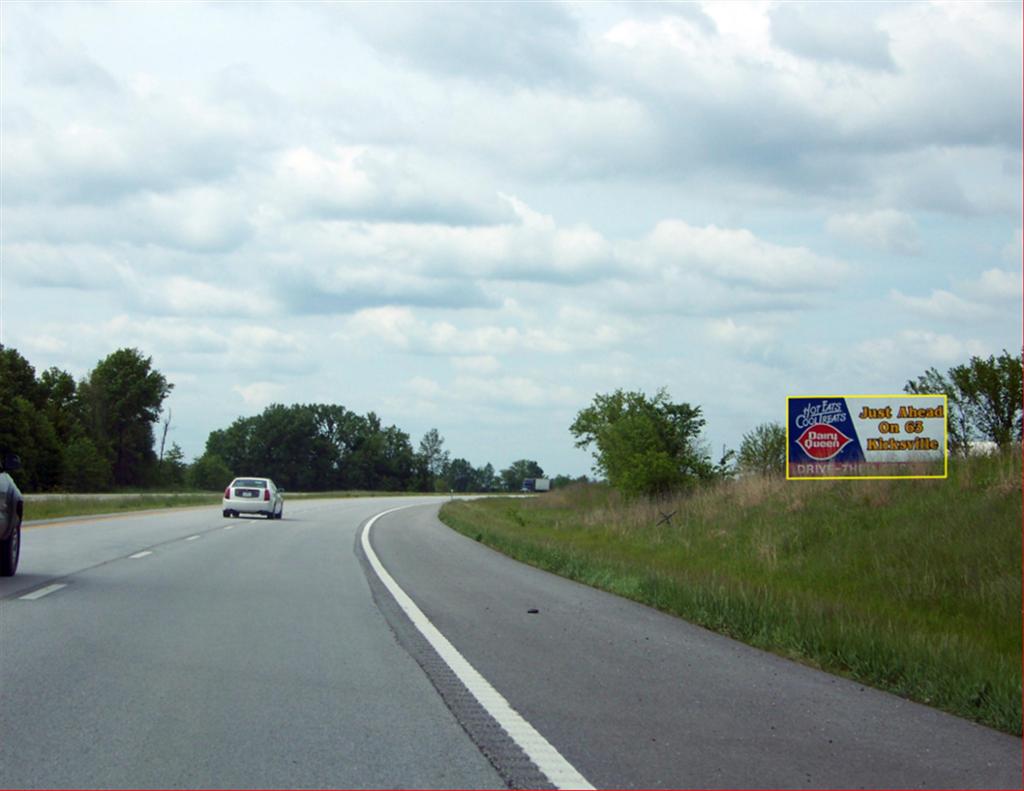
264 488 270 501
224 487 231 499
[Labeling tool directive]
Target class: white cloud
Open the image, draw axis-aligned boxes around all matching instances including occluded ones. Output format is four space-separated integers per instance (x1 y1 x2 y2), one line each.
269 145 506 225
233 381 287 410
890 268 1022 324
890 289 991 323
969 268 1023 303
450 375 577 409
769 3 895 71
1002 228 1023 263
3 2 1019 476
706 317 777 350
338 307 571 358
451 356 501 375
853 330 989 370
406 376 442 398
632 220 847 293
826 210 922 256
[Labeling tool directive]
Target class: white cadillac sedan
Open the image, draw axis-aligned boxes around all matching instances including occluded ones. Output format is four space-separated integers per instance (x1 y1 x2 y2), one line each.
222 477 284 519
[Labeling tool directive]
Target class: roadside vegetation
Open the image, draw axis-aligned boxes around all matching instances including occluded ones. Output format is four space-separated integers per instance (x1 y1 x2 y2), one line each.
0 345 565 496
442 355 1022 735
25 488 453 522
441 448 1022 735
26 493 222 522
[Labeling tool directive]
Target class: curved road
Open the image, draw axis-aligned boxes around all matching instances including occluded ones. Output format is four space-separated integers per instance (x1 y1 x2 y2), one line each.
0 497 1019 788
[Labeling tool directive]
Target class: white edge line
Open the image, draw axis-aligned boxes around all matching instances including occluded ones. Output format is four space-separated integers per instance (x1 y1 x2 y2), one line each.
361 505 594 791
19 583 67 600
129 550 152 559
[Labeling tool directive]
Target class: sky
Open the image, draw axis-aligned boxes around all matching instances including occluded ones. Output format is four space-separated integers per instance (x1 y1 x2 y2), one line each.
1 1 1021 478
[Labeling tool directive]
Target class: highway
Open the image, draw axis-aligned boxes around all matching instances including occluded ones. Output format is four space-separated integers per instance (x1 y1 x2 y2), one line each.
1 497 1019 789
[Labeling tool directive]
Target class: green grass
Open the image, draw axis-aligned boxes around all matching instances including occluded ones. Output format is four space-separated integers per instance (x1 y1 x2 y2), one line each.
283 490 450 500
440 449 1023 735
24 489 448 521
25 493 222 521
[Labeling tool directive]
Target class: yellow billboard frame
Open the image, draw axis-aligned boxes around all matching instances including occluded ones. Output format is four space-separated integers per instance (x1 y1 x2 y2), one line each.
786 394 949 481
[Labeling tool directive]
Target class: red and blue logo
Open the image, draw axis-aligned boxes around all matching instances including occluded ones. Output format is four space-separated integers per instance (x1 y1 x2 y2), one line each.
788 397 864 464
795 423 854 460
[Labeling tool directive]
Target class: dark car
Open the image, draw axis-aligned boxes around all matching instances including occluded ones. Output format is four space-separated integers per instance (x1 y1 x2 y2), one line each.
0 453 23 576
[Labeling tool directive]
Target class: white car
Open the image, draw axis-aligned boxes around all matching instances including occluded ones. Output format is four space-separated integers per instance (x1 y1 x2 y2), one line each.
223 477 284 519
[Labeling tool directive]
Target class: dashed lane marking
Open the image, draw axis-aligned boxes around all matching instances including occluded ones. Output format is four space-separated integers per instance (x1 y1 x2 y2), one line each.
128 550 153 559
19 583 67 600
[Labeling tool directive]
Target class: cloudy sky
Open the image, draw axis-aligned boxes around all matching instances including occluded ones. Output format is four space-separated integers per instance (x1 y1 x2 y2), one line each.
2 1 1021 477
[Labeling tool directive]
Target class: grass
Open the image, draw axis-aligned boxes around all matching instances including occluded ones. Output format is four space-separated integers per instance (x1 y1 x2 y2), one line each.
25 493 222 521
283 490 450 500
439 449 1023 735
24 489 446 521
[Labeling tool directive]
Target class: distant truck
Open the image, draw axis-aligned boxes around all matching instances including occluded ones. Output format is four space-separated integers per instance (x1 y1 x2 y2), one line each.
521 478 551 493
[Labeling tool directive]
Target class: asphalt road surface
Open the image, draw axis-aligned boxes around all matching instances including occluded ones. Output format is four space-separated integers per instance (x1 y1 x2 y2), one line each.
1 497 1019 789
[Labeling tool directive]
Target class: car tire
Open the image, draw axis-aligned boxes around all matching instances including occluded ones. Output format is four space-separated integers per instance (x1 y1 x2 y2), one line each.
1 521 20 577
223 510 230 518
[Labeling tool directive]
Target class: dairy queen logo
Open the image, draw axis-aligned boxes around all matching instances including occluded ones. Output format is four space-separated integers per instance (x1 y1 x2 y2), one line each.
796 423 853 461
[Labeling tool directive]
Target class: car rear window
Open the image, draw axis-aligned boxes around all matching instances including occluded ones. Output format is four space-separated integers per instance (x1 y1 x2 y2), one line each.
234 479 267 488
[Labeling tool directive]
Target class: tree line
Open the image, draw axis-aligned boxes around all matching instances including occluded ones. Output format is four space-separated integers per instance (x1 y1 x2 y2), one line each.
0 345 563 494
190 404 561 493
0 345 171 491
2 343 1018 497
571 350 1022 498
758 351 1020 481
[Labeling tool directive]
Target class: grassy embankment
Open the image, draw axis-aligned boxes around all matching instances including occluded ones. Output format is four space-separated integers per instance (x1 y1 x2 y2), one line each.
25 489 443 522
440 450 1022 735
25 493 222 521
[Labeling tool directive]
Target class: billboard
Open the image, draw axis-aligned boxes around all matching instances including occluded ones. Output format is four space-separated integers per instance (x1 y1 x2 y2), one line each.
787 394 947 480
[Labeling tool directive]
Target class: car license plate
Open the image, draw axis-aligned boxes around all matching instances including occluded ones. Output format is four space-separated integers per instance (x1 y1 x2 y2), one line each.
238 490 256 497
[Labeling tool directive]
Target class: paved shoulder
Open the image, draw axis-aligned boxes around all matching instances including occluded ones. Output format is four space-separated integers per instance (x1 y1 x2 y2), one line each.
368 503 1022 789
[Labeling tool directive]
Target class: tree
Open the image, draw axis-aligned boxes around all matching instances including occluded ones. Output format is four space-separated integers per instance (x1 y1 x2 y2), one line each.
950 351 1022 448
201 403 422 492
62 435 112 491
738 422 786 477
418 428 450 491
905 367 971 455
78 348 173 486
0 347 64 490
205 416 260 476
159 443 187 488
0 345 43 409
445 458 478 492
551 474 589 489
249 403 325 491
476 462 500 492
189 452 233 491
500 459 545 492
570 388 711 498
39 366 82 446
906 350 1022 452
